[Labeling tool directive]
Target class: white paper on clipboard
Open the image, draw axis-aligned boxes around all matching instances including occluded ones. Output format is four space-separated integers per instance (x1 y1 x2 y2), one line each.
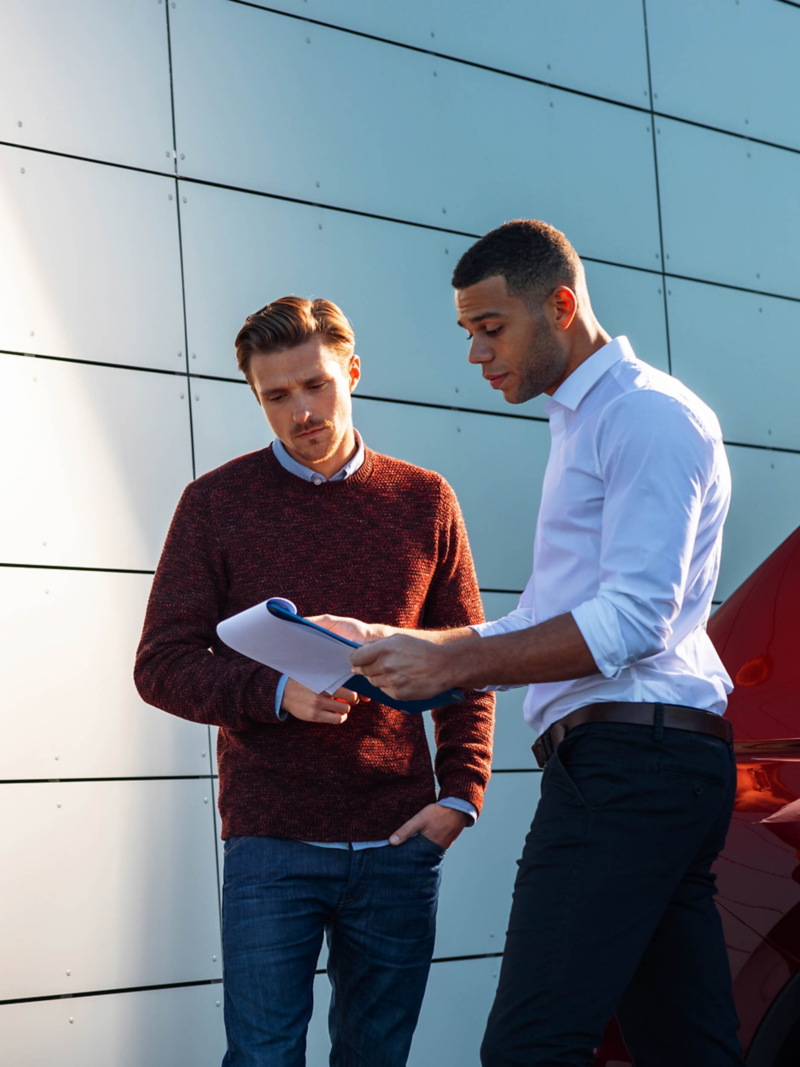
217 597 355 694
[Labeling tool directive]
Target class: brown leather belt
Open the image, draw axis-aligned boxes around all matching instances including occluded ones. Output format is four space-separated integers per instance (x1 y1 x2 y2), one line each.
532 701 734 769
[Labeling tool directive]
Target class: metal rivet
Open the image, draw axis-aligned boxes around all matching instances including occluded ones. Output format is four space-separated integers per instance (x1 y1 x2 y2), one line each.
646 126 650 132
454 387 459 393
66 970 71 976
182 197 187 203
168 194 173 200
69 1017 74 1024
747 152 751 158
658 288 662 294
42 540 47 546
306 36 310 43
54 754 59 760
45 589 50 594
315 181 320 187
57 802 61 808
20 168 25 174
18 120 23 127
457 427 461 433
204 797 208 803
318 223 323 229
30 330 34 336
444 248 449 254
180 153 185 160
442 207 446 214
178 351 182 357
666 254 670 260
668 289 672 295
180 393 185 399
745 119 749 124
654 93 658 99
166 151 170 157
433 71 437 76
547 64 551 70
768 429 772 435
213 955 217 962
191 353 196 359
759 308 763 313
194 395 199 401
201 751 206 757
216 1000 221 1007
756 273 760 278
171 2 176 7
431 31 435 37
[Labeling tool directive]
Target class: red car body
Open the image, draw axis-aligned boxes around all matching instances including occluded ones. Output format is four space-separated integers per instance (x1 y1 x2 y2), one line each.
595 527 800 1066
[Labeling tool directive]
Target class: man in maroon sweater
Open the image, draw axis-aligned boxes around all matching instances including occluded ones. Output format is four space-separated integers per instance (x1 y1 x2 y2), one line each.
134 296 494 1067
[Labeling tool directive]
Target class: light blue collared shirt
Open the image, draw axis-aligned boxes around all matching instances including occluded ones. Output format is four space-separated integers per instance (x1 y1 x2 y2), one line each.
271 432 478 847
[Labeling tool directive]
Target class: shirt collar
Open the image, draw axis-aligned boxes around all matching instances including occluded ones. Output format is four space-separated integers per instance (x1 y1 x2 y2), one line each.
544 336 633 415
272 430 365 484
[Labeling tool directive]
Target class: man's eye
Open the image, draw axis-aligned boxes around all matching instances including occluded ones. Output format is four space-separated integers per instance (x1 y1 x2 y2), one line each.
267 395 286 403
485 326 502 337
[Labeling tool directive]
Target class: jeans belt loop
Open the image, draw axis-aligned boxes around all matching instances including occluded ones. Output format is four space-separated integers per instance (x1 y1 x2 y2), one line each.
654 701 665 742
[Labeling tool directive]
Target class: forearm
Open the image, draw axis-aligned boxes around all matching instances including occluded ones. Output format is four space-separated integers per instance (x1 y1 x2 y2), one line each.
443 612 598 689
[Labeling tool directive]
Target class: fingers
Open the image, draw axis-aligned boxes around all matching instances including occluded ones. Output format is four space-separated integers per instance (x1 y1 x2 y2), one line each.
332 687 359 704
350 642 384 668
389 814 423 846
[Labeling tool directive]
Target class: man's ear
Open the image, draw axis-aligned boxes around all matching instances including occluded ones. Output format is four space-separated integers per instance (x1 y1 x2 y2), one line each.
350 353 361 392
550 286 578 331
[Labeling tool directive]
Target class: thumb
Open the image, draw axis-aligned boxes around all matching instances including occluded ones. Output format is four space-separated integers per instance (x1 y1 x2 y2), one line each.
389 814 423 846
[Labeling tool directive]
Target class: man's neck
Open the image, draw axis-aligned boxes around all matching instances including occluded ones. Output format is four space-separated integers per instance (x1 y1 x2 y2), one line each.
546 320 612 396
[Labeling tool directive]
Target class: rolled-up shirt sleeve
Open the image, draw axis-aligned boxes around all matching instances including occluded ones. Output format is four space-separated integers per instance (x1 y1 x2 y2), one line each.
571 390 720 678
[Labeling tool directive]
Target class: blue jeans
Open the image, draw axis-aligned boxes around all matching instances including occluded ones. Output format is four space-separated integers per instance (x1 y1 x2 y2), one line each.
481 721 744 1066
221 835 444 1066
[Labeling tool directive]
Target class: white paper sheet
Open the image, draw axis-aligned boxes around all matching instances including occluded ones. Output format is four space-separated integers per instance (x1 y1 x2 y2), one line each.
217 598 355 694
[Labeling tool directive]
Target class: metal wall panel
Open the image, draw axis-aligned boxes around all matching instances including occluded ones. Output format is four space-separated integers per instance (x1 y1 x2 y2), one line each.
657 119 800 298
0 568 210 780
0 147 185 371
0 356 193 570
668 279 800 451
435 772 539 958
352 398 549 591
180 183 667 414
1 984 227 1067
0 780 221 1000
409 957 501 1067
647 0 800 150
191 377 274 478
718 445 800 602
171 2 661 269
0 0 174 170
583 261 670 374
481 593 538 769
262 0 650 107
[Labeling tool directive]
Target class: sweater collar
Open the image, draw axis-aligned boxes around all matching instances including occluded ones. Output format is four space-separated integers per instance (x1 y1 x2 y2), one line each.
272 430 366 486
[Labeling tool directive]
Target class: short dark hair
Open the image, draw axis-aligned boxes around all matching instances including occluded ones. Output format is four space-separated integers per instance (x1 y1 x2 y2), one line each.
451 219 583 304
235 296 355 383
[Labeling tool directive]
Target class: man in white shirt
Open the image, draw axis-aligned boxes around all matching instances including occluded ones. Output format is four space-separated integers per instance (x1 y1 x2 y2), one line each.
321 221 745 1065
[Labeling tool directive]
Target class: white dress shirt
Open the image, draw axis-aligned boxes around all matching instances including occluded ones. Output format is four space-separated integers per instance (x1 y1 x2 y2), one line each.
473 337 733 740
271 431 478 845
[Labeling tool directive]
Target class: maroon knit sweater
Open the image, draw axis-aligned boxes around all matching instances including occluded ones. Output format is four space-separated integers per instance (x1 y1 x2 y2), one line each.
134 445 495 840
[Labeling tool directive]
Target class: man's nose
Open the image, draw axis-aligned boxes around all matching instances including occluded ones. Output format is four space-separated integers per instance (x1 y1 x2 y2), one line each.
293 402 313 423
468 340 493 365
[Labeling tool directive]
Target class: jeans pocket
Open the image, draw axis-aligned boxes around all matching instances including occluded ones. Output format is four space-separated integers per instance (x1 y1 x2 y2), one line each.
415 832 447 857
223 835 250 857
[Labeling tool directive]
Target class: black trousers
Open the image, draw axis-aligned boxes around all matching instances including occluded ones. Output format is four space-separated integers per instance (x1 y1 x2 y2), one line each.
481 721 745 1067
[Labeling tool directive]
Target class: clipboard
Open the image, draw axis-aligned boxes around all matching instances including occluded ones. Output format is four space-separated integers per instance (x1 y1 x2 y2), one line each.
217 598 464 714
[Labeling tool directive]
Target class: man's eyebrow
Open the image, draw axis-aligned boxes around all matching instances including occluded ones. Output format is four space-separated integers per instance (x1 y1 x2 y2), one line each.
456 310 506 328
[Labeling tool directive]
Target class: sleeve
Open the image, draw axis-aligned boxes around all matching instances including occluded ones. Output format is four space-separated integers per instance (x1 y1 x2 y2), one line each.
422 480 496 817
134 482 282 729
571 391 716 678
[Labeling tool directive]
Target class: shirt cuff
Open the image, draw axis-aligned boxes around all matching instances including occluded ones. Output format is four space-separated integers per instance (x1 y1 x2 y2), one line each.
438 795 478 826
571 599 636 679
274 674 290 721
